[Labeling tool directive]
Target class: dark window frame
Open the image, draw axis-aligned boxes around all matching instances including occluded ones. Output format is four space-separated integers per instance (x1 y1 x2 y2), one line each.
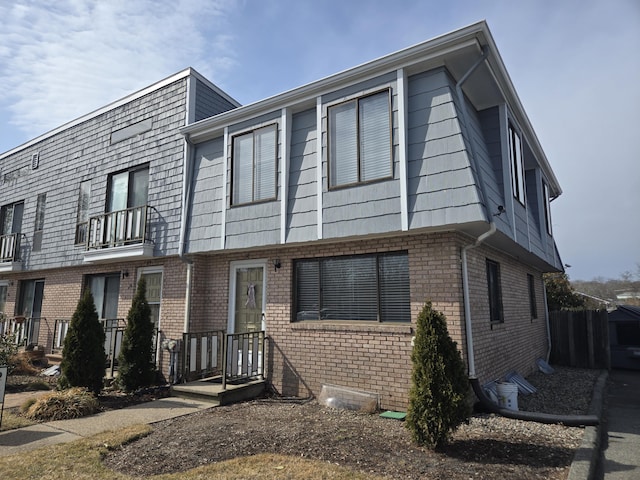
293 251 410 323
106 163 149 212
528 273 538 320
486 259 504 324
327 88 393 189
508 123 526 206
230 123 278 206
543 181 552 235
75 180 91 245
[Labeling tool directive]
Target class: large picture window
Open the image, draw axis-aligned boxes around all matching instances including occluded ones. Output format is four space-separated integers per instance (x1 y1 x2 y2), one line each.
508 124 526 205
294 251 410 323
328 90 391 187
232 124 277 205
486 259 504 323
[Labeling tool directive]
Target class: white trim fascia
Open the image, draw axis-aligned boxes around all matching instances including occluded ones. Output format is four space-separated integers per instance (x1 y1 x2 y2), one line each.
396 68 409 231
1 68 195 159
180 24 487 140
82 243 154 263
316 97 323 240
221 126 229 250
186 75 197 125
280 108 291 245
0 262 21 273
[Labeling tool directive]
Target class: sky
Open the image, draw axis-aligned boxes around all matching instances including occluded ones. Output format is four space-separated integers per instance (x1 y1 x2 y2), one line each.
0 0 638 281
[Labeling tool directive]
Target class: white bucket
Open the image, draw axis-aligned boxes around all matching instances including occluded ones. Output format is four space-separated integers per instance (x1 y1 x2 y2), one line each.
496 382 518 411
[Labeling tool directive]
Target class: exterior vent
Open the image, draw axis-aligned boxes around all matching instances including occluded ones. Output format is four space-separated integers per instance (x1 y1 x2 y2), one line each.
32 152 40 170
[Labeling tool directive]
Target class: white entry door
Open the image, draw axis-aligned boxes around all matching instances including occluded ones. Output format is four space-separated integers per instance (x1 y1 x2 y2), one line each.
228 261 267 334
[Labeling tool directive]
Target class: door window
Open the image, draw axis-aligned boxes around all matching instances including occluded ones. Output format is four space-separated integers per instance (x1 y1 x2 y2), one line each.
231 264 265 333
107 166 149 212
88 274 120 319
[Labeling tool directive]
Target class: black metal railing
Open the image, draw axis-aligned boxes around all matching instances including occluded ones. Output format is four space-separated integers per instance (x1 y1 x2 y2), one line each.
223 331 265 389
87 205 151 250
181 330 225 382
0 233 21 262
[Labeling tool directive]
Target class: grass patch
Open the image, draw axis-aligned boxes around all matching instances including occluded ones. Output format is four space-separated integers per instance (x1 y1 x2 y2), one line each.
0 425 381 480
0 409 36 432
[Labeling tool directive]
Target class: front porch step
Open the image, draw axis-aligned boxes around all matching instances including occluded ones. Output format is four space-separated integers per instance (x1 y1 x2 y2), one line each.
170 376 266 406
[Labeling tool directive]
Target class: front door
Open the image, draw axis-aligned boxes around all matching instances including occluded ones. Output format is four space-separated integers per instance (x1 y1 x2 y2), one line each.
229 261 266 334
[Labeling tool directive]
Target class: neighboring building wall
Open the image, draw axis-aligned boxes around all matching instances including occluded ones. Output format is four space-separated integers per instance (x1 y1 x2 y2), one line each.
1 257 187 378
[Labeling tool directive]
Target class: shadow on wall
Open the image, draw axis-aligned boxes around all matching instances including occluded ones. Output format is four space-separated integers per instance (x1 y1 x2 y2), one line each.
267 337 314 400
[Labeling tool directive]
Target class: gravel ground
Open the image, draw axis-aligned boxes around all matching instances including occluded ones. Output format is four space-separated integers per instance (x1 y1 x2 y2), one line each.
103 367 601 479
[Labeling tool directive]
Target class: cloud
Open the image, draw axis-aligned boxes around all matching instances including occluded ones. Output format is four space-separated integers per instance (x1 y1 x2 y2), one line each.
0 0 236 139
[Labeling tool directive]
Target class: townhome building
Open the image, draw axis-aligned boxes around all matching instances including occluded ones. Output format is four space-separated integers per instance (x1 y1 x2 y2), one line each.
178 21 563 410
1 21 563 412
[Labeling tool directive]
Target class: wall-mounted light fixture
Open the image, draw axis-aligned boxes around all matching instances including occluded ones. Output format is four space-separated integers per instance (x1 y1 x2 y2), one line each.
493 205 506 217
273 259 281 271
122 270 129 279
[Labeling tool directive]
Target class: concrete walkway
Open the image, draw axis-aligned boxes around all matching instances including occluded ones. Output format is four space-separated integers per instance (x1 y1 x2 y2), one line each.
601 370 640 479
0 394 212 457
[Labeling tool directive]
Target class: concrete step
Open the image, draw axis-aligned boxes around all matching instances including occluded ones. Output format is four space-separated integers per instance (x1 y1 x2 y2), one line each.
171 377 265 406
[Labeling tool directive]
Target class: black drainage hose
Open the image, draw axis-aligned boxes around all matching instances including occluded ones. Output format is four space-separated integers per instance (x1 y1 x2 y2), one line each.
469 378 599 427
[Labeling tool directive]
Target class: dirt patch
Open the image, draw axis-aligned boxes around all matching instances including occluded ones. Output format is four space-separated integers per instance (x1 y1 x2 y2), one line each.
103 367 600 479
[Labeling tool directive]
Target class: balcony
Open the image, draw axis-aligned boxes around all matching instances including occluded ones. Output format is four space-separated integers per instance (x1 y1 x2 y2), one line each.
0 233 22 272
83 205 155 263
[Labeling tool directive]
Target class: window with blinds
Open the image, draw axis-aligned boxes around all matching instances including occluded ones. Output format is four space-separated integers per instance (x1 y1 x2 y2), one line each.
294 251 410 323
232 124 277 205
328 90 392 187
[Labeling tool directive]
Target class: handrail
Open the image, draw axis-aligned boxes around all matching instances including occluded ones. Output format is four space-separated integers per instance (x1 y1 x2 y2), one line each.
0 233 21 262
222 330 265 389
87 205 151 250
181 330 225 382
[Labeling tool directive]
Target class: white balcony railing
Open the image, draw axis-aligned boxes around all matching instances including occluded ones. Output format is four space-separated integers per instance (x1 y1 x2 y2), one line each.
87 205 150 250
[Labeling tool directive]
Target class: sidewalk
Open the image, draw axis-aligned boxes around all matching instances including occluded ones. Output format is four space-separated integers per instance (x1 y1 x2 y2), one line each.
601 370 640 479
0 394 213 457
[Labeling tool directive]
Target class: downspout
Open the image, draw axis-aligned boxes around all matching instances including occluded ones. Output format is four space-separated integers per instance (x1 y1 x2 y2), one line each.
179 134 195 336
454 44 493 380
461 222 497 379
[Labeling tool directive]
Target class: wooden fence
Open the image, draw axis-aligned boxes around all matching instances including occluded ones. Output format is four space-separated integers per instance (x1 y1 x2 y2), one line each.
549 310 610 369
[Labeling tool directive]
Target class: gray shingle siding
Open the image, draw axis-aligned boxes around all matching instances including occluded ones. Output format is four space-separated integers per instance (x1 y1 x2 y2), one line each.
0 78 189 270
194 79 237 122
286 108 317 243
406 69 483 229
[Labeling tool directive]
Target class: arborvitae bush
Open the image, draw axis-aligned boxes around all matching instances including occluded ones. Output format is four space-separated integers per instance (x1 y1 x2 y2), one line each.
406 301 470 449
117 277 156 392
60 289 106 395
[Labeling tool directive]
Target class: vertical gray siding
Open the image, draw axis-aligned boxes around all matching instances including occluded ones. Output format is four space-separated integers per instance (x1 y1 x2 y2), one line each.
406 69 484 228
187 137 225 252
322 74 402 238
286 108 318 243
194 79 237 122
0 78 189 270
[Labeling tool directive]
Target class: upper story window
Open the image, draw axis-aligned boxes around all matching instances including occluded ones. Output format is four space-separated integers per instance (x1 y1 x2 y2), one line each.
231 124 277 205
543 182 552 235
107 165 149 212
486 259 504 324
33 193 46 251
1 201 24 236
294 251 410 323
508 124 526 205
75 180 91 245
328 89 392 188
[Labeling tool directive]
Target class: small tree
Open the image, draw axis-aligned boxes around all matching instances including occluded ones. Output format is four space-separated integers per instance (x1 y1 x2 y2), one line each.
60 289 106 395
117 277 156 392
406 301 470 449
